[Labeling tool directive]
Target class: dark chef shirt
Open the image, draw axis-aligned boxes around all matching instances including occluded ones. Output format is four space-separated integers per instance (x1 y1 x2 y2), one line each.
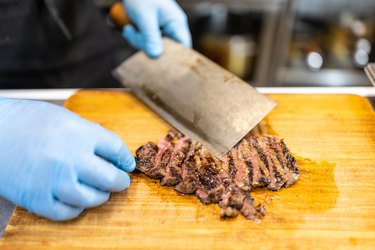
0 0 130 88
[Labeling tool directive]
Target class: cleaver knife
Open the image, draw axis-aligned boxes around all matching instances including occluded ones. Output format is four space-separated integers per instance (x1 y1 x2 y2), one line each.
113 38 276 157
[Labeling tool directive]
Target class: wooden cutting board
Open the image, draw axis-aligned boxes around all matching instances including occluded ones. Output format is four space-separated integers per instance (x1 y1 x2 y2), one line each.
1 90 375 249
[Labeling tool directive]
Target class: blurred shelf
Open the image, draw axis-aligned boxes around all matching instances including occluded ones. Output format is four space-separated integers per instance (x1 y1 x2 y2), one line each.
279 68 372 86
179 0 288 12
293 0 375 18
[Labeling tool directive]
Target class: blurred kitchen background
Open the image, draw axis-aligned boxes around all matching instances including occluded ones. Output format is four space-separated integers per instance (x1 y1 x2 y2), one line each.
97 0 375 87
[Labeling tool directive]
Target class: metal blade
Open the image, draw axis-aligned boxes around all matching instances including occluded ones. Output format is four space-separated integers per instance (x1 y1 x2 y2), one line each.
365 63 375 87
113 38 276 157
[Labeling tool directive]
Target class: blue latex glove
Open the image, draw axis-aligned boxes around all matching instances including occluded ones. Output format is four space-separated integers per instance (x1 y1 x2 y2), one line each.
0 98 135 221
122 0 192 58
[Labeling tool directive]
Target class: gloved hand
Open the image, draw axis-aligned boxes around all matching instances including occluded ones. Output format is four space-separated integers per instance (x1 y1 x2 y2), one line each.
122 0 192 58
0 98 135 221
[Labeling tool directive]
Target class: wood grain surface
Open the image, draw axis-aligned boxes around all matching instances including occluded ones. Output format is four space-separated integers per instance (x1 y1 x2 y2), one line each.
1 90 375 250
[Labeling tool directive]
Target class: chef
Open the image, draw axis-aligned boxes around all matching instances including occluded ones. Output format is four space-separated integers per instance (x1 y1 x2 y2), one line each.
0 0 191 221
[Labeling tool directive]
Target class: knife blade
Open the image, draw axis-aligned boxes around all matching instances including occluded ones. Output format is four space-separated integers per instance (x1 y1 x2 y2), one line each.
113 38 276 157
365 63 375 87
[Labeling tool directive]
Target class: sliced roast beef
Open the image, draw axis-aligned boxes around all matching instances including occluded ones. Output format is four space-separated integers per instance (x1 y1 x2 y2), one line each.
135 130 300 221
135 142 160 179
195 149 224 204
160 137 191 186
174 141 201 194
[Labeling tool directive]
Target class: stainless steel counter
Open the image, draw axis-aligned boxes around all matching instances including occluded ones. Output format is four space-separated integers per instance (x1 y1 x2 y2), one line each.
0 87 374 236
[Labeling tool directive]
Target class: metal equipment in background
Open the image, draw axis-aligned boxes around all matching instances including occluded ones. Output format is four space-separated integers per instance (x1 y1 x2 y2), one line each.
179 0 293 87
97 0 375 87
280 0 375 87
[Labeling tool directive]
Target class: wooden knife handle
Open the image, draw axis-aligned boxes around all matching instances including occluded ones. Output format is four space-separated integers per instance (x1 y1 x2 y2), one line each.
109 2 131 27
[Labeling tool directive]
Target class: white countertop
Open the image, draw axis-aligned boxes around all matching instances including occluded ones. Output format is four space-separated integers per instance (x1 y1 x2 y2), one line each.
0 87 374 100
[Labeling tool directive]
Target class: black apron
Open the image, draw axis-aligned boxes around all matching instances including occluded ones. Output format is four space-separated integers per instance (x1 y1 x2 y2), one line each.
0 0 131 88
